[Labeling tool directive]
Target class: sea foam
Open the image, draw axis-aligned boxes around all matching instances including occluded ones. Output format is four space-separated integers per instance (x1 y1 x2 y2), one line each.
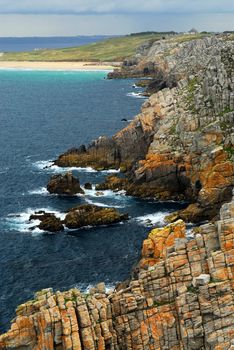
135 212 169 227
6 207 66 233
33 160 120 174
126 92 147 99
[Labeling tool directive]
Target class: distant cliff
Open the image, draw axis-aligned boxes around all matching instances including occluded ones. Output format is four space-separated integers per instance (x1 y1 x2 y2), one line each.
55 35 234 222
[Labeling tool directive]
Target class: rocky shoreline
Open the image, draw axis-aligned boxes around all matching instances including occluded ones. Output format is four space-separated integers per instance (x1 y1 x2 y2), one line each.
0 34 233 349
1 195 233 349
54 35 234 223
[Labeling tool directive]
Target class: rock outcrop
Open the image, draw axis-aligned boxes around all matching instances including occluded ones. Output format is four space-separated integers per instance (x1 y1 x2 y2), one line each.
1 196 233 349
29 211 64 232
64 204 128 229
28 205 128 232
47 172 84 196
54 35 234 222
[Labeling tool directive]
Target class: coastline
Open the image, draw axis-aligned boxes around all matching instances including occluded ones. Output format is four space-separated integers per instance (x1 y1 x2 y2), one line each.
0 61 117 71
0 34 234 350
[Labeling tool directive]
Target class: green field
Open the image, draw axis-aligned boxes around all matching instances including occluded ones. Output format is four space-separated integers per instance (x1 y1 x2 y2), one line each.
0 33 209 62
0 34 163 62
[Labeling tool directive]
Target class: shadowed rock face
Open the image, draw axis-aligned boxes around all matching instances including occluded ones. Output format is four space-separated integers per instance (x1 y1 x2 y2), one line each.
1 196 233 350
47 172 84 196
54 36 234 222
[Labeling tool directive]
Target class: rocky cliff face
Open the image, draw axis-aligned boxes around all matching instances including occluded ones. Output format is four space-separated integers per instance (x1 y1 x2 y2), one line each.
1 195 233 350
2 35 233 349
55 36 234 222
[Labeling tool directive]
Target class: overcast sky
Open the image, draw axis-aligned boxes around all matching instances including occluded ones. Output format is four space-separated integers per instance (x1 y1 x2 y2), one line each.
0 0 233 36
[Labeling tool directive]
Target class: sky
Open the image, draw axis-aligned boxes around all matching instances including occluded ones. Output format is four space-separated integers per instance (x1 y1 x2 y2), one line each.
0 0 233 36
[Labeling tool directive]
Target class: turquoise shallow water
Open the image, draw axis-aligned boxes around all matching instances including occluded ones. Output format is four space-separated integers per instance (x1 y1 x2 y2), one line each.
0 70 185 332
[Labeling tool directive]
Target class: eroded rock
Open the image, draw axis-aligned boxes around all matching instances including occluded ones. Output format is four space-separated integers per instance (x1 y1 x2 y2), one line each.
47 172 84 196
29 211 64 232
64 204 128 229
54 36 234 222
1 197 234 349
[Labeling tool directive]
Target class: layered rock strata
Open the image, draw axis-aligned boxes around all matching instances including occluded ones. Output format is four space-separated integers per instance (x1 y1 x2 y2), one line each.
1 196 233 349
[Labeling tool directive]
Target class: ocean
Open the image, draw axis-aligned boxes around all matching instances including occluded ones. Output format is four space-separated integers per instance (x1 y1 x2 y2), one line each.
0 69 185 332
0 36 114 52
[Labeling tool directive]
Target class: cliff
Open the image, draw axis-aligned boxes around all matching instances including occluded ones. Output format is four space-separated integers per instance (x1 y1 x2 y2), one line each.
55 36 234 222
1 195 233 349
1 35 233 349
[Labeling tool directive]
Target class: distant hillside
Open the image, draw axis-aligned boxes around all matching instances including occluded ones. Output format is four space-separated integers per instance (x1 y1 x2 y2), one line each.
0 32 209 62
0 34 165 61
0 33 170 62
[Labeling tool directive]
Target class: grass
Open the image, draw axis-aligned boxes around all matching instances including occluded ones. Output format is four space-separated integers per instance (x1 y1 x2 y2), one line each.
170 33 211 44
224 146 234 159
0 33 211 62
184 77 199 114
0 34 163 62
187 285 199 294
219 107 234 117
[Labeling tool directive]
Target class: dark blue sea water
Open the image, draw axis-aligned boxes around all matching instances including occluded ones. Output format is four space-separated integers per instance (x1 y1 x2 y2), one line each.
0 69 185 333
0 36 115 52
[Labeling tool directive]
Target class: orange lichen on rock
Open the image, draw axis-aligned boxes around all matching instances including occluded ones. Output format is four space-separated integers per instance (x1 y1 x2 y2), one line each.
140 220 185 268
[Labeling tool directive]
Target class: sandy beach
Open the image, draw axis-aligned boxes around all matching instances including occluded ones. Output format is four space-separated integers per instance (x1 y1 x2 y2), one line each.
0 61 117 71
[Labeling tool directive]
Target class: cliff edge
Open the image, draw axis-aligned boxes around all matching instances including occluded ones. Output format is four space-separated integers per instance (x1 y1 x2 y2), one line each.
1 35 233 349
55 36 234 222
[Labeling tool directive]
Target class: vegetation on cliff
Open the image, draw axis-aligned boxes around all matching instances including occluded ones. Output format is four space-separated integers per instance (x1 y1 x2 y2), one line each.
0 33 208 62
0 34 233 349
55 35 234 223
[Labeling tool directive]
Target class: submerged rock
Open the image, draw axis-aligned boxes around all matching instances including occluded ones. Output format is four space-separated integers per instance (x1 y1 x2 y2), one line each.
64 204 128 229
47 172 84 196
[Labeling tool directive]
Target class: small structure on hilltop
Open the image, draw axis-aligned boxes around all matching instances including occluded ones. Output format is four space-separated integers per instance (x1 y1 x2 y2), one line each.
188 28 199 34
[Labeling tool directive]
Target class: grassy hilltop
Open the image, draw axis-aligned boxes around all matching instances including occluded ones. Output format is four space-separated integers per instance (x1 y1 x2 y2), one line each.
0 32 208 62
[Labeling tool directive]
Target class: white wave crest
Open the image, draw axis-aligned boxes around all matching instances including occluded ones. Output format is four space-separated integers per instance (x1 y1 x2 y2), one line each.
33 160 120 174
85 198 123 208
28 187 49 195
135 212 169 226
83 187 126 198
6 207 66 233
126 92 147 99
132 84 141 89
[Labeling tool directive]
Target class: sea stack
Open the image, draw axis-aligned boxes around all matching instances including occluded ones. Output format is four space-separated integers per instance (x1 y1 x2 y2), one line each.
47 172 85 196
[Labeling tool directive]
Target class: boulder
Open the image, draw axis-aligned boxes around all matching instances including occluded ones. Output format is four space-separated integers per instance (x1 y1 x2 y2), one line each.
38 216 64 232
64 204 128 229
95 175 127 192
84 183 92 190
29 211 64 232
47 172 84 196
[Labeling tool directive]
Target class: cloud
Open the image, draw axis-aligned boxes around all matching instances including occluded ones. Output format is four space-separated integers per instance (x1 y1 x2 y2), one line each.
0 13 233 37
0 0 233 15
